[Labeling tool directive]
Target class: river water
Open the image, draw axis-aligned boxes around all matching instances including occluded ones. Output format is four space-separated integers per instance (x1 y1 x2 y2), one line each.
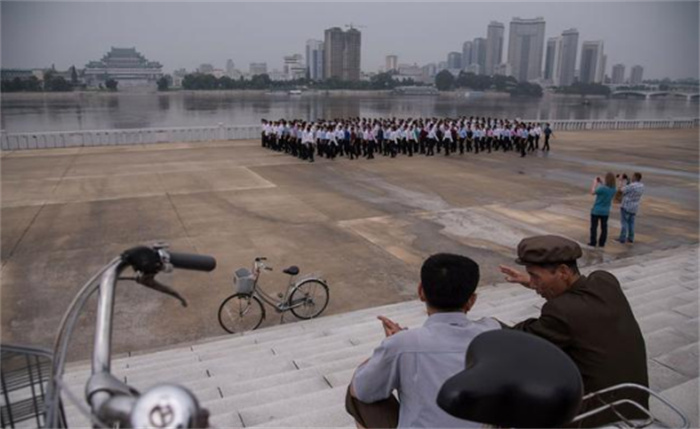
1 91 698 133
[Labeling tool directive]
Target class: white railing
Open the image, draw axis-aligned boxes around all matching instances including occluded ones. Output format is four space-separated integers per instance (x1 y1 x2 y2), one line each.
545 118 699 131
1 118 698 151
0 124 260 151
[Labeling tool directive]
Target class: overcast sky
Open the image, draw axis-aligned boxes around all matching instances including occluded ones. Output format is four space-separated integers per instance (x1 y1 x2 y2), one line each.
2 1 698 80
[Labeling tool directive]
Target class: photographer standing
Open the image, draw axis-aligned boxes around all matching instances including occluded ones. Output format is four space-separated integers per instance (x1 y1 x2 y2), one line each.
618 172 645 244
589 173 617 248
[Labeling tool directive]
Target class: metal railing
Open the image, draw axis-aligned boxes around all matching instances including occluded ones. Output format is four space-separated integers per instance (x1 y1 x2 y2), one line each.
1 118 698 151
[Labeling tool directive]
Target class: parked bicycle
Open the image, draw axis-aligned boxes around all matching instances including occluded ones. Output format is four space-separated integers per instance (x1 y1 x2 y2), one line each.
39 243 217 428
217 257 330 334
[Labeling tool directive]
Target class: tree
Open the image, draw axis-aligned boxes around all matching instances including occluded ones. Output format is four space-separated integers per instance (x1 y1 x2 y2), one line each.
370 72 397 90
70 66 78 85
250 73 271 89
24 76 43 92
105 79 118 91
157 76 169 91
509 82 543 98
435 70 455 91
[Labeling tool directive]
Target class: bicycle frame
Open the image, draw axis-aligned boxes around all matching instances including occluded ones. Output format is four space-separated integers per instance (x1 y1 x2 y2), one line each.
251 262 325 313
251 264 299 312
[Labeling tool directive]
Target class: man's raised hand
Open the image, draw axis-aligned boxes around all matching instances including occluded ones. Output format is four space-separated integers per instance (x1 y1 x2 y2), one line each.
378 315 405 337
499 265 532 288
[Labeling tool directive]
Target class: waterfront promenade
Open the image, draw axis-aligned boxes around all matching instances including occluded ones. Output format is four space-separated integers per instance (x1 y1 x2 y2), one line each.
1 128 698 360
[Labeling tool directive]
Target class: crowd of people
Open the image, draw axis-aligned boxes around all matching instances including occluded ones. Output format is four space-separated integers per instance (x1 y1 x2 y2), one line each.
261 117 554 162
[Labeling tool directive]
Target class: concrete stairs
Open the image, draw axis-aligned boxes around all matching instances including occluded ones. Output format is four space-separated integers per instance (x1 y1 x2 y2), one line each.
60 245 698 428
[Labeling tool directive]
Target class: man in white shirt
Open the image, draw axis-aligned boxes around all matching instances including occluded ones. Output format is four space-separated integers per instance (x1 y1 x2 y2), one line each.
346 253 500 428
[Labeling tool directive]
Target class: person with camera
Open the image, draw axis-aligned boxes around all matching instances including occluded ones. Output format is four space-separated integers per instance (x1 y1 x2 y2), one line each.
588 172 617 248
617 172 645 244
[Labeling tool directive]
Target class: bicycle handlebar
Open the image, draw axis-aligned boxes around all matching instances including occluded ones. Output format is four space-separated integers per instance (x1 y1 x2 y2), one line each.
47 244 216 429
169 252 217 272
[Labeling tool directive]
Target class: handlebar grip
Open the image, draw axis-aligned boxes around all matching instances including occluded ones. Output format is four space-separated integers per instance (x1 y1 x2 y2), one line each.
169 252 217 272
256 257 268 261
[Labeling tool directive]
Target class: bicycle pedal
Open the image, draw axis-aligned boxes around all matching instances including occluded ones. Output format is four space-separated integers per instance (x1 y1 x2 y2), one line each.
277 293 284 299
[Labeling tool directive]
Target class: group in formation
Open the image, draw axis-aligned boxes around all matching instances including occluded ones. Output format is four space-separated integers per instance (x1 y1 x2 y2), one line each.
260 116 554 162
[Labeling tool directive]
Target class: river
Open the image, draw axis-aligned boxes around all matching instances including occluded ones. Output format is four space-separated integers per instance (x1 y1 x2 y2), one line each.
1 91 698 133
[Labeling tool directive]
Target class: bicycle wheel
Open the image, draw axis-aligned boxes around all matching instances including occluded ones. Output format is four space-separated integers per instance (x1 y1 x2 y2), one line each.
289 279 329 320
218 294 265 334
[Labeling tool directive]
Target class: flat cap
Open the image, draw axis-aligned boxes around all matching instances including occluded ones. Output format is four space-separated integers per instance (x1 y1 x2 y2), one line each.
516 235 582 265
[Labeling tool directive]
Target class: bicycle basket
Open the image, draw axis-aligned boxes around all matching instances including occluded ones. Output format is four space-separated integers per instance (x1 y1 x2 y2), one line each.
1 344 67 429
234 268 256 294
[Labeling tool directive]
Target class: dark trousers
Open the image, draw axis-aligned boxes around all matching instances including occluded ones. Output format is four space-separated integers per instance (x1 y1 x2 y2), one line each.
426 138 436 156
345 385 399 429
590 214 609 247
544 135 551 151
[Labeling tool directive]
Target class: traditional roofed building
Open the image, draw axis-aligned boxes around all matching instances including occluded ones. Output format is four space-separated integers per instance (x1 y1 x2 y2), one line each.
84 47 163 88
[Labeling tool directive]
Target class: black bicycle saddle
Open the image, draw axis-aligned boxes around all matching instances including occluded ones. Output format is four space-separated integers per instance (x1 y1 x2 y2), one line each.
437 329 583 428
283 266 299 276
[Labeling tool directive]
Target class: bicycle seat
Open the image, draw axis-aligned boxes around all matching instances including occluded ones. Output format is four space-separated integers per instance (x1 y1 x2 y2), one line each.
437 329 583 428
283 266 299 276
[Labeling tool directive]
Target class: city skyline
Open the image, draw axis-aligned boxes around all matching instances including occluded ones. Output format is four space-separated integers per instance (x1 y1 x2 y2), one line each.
1 2 698 81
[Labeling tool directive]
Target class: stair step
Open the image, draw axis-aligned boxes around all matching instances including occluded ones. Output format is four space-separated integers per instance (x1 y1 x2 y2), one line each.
654 378 699 429
258 403 354 427
203 376 330 417
239 386 347 427
652 343 699 379
644 328 694 359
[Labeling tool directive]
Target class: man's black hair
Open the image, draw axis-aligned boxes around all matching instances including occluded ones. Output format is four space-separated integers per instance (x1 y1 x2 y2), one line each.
420 253 479 311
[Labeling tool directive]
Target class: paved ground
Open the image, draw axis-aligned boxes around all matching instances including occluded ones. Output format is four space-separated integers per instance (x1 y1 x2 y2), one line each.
1 128 698 361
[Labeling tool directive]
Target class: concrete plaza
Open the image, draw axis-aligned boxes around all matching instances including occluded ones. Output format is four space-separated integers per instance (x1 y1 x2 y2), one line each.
1 128 698 360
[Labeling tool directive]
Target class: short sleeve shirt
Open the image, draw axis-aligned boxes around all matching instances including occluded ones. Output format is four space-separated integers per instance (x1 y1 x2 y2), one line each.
592 185 616 216
352 313 501 428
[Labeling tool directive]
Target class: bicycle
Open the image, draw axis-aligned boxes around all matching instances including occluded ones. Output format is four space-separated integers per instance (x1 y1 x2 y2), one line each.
39 243 217 428
217 257 330 334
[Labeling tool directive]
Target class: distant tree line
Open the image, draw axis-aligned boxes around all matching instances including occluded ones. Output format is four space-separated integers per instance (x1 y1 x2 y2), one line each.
179 72 425 91
554 82 611 96
434 70 542 98
1 70 76 92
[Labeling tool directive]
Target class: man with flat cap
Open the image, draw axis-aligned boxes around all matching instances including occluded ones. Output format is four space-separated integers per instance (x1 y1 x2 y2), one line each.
499 235 649 428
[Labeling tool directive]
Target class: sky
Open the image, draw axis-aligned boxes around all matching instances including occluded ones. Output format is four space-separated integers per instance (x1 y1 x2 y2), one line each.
1 1 698 80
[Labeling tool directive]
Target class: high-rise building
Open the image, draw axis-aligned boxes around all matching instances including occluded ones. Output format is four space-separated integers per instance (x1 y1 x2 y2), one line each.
324 27 361 81
471 38 487 75
324 27 345 80
226 59 235 77
544 37 562 85
249 62 268 75
462 41 473 69
386 55 398 72
422 63 437 80
283 54 305 80
559 29 579 87
494 63 512 76
485 21 505 75
447 52 462 70
599 55 607 84
306 39 324 80
612 64 626 84
344 28 362 81
508 17 546 82
579 41 604 84
198 63 214 74
630 65 644 85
